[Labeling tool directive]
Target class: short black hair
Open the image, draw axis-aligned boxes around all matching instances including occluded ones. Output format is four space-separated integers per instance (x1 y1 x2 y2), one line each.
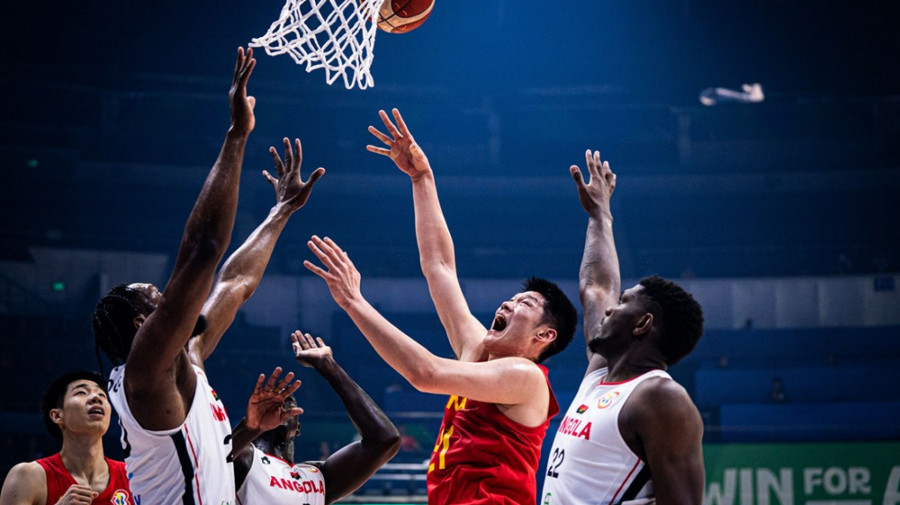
92 284 156 367
40 370 106 440
638 275 704 365
523 277 578 363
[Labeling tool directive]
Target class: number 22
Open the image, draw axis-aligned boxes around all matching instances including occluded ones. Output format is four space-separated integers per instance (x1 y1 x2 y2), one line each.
546 448 564 478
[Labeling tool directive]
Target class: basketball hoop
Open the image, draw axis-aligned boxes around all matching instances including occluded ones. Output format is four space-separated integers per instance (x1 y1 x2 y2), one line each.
250 0 384 90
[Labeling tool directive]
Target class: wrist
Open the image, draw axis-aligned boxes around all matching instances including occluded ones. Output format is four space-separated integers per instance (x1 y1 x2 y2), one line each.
270 203 295 221
239 416 264 433
589 207 613 222
226 126 251 140
408 167 434 185
312 356 339 374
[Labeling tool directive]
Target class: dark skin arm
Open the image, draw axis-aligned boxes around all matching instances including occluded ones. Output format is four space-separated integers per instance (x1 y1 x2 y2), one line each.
619 378 705 505
572 150 620 373
125 47 256 431
291 332 401 505
231 368 304 489
188 137 325 366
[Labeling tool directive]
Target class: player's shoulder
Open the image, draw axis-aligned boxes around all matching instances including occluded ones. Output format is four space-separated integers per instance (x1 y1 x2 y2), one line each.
633 373 690 403
298 460 326 475
1 460 47 502
7 460 46 479
627 374 700 423
498 356 551 381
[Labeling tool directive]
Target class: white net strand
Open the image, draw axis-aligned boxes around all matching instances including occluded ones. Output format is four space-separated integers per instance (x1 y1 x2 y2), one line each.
250 0 383 90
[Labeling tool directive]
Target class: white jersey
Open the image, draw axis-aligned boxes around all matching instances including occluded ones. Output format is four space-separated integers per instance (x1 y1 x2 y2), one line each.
109 364 235 505
236 446 326 505
541 367 671 505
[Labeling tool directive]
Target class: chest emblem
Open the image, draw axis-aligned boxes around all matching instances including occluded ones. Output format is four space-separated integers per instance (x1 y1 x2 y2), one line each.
597 391 620 409
576 404 589 414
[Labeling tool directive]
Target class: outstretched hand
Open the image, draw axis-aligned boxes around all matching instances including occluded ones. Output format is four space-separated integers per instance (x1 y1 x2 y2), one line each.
291 331 334 368
229 47 257 136
264 137 326 214
367 108 431 180
571 149 616 218
303 235 362 311
245 367 303 432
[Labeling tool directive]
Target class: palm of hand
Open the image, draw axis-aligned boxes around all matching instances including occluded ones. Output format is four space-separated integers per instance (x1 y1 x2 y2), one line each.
390 137 427 176
295 345 333 367
247 392 289 431
280 174 313 209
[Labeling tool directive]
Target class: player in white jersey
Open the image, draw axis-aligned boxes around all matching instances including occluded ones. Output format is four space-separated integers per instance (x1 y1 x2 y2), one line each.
110 366 300 505
91 46 324 505
234 333 400 505
541 151 705 505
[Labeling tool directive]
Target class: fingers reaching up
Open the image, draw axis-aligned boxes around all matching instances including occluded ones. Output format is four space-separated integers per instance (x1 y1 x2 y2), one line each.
229 47 257 136
303 235 362 311
263 137 325 213
246 367 303 432
366 108 431 179
291 331 334 368
571 149 616 217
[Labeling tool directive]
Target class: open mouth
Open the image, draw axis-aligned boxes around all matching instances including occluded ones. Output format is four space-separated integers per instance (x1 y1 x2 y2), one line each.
491 314 508 332
88 406 105 416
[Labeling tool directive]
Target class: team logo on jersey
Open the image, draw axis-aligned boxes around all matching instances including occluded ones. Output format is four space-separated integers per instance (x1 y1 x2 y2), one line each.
576 404 589 414
306 466 320 473
290 470 301 480
261 456 271 465
110 489 130 505
597 391 620 408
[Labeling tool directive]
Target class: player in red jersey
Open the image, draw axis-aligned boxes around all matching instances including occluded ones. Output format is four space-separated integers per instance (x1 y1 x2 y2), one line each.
0 371 133 505
303 109 578 505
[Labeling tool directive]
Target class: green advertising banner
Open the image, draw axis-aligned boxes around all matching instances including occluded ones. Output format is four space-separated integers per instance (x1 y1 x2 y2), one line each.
704 442 900 505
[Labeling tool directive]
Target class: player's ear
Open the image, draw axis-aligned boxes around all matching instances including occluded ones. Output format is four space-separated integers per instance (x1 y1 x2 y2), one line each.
49 407 64 427
536 327 557 344
133 314 146 330
633 313 654 337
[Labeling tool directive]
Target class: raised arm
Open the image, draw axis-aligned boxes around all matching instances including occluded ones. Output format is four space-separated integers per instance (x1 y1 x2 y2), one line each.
189 138 325 364
572 150 620 371
231 367 303 489
290 332 400 505
367 109 487 361
624 379 705 505
304 236 551 427
125 47 256 429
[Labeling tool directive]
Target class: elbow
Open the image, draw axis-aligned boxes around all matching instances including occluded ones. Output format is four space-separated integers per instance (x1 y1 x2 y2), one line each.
184 236 228 265
379 429 402 459
360 430 401 466
406 361 443 395
220 275 257 303
420 258 454 279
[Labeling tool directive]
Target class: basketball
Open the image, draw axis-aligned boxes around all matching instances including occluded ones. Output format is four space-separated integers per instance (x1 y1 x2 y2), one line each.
377 0 435 34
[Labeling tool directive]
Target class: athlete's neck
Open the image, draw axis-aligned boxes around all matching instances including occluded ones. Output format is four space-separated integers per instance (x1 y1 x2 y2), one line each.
604 355 667 383
59 436 108 487
256 437 294 465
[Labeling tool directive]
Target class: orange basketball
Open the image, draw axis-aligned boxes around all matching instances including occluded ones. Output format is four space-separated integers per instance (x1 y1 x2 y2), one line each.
377 0 435 34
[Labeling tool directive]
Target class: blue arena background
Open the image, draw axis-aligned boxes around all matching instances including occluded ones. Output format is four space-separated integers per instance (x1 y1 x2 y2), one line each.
0 1 898 503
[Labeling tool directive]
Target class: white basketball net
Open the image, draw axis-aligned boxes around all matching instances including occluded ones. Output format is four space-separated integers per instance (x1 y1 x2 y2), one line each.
250 0 384 90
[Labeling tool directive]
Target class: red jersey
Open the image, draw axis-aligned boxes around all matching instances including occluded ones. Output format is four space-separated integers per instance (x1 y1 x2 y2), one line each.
426 365 559 505
36 453 133 505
